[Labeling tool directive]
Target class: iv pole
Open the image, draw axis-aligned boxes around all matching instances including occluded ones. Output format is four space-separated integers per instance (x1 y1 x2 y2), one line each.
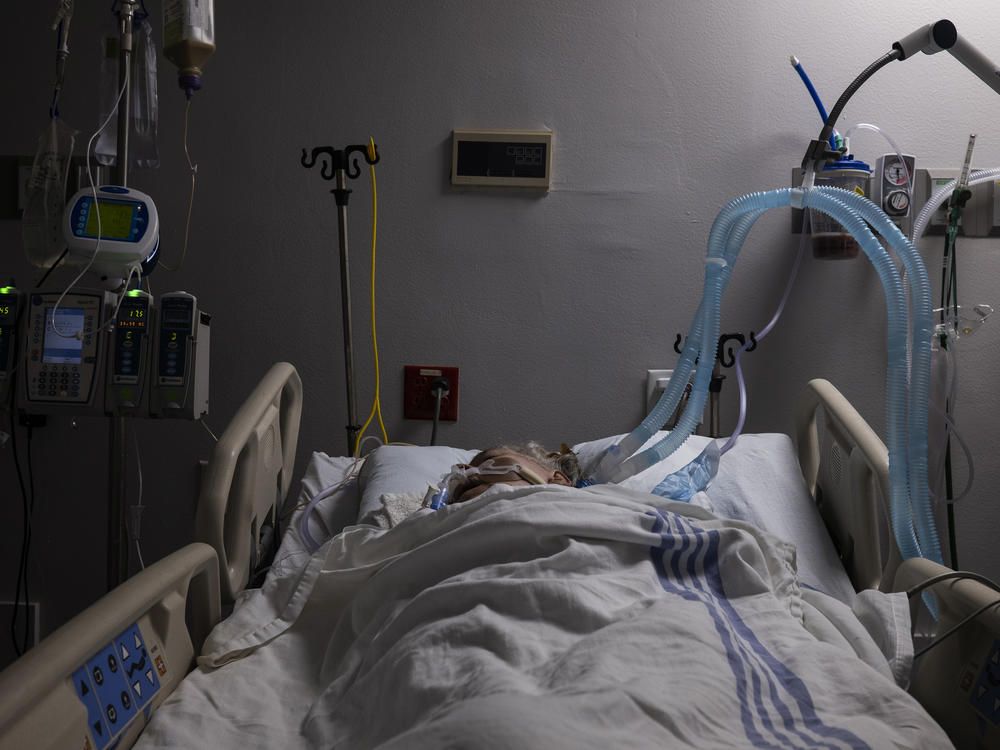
107 0 138 589
300 144 380 455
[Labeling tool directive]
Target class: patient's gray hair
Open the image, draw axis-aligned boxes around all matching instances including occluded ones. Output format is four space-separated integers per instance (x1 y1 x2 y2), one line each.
488 441 581 485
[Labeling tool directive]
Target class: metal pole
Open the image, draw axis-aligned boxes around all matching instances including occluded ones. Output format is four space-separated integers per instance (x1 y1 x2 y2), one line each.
114 4 133 189
334 169 359 455
108 1 137 590
299 144 380 455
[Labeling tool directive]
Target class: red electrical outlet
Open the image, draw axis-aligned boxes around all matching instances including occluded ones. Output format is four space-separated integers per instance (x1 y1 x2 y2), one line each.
404 365 459 420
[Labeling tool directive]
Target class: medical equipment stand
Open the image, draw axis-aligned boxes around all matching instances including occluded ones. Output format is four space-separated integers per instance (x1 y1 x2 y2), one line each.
107 0 140 590
300 144 380 454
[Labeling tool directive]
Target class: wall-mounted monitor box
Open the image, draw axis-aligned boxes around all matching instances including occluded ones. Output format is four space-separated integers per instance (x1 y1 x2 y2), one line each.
451 129 553 190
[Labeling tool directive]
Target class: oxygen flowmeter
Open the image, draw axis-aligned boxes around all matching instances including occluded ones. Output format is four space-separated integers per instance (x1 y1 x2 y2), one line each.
63 186 159 280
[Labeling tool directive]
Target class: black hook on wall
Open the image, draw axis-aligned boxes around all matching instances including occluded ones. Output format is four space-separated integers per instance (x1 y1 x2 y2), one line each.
672 331 758 367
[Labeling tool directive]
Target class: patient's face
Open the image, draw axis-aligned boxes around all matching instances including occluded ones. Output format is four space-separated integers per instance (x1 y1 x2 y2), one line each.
450 450 569 504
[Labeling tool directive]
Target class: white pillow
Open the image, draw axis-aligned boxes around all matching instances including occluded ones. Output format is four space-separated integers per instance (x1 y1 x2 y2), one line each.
357 445 479 524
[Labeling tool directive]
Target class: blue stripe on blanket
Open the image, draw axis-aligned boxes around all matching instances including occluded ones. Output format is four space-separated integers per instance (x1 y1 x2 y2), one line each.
647 509 870 750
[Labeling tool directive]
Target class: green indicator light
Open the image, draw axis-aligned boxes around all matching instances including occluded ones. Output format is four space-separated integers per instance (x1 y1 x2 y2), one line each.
0 287 14 294
127 290 144 297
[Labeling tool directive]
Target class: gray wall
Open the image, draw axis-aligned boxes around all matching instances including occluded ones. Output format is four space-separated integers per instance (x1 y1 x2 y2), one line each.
2 1 999 652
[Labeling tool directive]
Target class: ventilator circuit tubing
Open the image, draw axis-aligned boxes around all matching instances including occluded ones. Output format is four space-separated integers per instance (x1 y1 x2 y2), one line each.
591 186 941 567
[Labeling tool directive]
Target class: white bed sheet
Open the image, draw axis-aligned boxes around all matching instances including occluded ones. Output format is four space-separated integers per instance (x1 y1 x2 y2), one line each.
136 483 945 749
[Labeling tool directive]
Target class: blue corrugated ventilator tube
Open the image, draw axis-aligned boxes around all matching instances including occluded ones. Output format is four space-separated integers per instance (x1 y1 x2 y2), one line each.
587 185 942 569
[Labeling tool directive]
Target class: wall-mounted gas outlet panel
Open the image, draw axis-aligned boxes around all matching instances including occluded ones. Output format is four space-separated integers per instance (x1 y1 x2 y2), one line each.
404 365 459 420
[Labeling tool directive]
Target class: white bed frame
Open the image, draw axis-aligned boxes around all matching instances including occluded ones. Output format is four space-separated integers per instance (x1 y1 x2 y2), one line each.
797 378 1000 748
0 369 994 749
195 361 303 603
796 377 898 591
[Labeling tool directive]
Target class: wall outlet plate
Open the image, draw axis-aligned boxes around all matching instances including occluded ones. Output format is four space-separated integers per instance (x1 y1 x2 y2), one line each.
645 369 674 413
644 368 702 429
404 365 459 421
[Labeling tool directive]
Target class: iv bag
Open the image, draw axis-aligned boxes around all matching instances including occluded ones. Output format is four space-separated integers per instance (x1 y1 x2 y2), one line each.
22 118 78 269
163 0 216 96
94 19 159 168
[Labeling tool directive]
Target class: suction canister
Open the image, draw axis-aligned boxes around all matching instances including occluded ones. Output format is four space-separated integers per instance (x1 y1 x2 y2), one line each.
810 158 872 259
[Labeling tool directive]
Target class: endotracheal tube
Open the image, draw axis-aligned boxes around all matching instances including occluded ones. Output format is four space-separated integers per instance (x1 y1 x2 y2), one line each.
590 184 941 570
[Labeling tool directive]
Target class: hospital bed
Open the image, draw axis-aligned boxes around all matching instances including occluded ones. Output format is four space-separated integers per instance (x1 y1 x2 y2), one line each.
0 362 996 748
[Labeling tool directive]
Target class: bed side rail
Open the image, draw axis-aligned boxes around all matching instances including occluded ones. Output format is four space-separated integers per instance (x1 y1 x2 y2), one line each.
196 361 303 602
795 378 900 591
893 557 1000 749
0 542 220 750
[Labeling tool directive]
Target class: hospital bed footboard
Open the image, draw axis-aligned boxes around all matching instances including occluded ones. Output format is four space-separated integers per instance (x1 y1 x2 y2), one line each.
798 378 1000 747
893 557 1000 749
0 542 220 750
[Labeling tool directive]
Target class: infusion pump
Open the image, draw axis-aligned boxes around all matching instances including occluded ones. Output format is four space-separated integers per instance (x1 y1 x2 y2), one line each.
12 288 210 419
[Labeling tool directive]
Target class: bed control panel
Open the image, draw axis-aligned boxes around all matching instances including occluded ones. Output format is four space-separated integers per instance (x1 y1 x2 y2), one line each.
72 620 165 750
966 639 1000 735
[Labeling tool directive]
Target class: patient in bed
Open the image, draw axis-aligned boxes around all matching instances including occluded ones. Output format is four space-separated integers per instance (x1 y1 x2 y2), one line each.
448 441 581 503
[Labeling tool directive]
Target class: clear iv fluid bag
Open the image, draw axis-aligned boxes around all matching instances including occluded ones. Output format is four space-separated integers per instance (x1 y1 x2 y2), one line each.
94 20 159 168
22 118 78 268
163 0 216 96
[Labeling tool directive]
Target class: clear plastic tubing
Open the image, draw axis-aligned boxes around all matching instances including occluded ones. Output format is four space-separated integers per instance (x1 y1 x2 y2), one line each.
843 123 912 203
816 186 939 566
590 186 941 567
589 211 758 481
299 481 352 552
911 167 1000 244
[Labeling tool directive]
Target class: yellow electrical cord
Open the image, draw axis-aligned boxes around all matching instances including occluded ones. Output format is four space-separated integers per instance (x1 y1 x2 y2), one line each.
354 137 388 456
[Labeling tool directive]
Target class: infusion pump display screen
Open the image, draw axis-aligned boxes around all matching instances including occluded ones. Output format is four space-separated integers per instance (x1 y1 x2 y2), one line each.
83 199 136 240
42 307 85 364
23 292 103 409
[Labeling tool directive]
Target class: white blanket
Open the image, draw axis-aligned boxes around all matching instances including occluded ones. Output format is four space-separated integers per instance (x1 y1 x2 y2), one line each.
138 484 950 749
